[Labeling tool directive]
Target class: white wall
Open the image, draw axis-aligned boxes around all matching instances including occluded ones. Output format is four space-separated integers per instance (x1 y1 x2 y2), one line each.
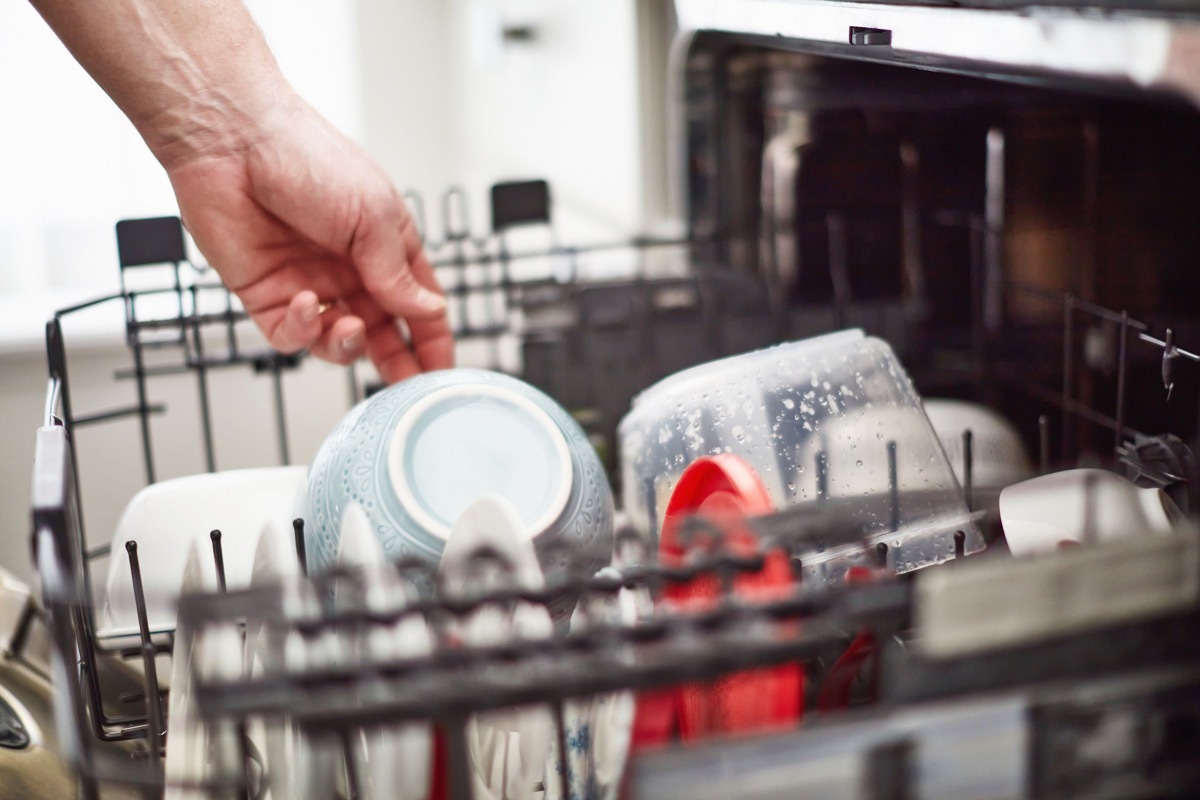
357 0 654 243
444 0 644 239
0 1 173 300
355 0 457 213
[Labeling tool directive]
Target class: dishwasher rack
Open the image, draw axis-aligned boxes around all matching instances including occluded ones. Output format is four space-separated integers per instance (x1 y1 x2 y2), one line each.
27 182 1200 798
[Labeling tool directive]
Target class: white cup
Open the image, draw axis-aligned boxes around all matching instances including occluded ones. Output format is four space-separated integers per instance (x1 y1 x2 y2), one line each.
999 468 1184 557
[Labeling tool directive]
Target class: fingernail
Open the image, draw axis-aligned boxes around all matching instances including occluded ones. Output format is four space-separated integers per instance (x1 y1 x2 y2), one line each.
342 329 365 354
300 296 320 322
416 287 446 314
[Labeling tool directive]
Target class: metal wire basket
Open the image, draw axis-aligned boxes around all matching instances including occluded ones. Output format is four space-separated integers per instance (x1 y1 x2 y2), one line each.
27 180 1200 798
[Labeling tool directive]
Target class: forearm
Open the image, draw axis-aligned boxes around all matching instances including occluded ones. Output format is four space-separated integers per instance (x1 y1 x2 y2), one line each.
28 0 292 168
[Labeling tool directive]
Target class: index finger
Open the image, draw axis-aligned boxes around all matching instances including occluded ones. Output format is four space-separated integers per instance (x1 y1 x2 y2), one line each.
401 221 454 372
351 195 447 320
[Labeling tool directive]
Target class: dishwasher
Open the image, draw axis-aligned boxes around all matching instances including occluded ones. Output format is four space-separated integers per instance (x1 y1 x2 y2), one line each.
20 1 1200 798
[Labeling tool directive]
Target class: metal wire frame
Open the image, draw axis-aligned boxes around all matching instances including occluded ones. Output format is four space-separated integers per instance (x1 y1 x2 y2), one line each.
178 516 1200 799
26 221 697 794
178 546 1200 800
32 288 340 790
31 205 1200 797
172 516 912 800
34 412 1200 799
992 279 1200 498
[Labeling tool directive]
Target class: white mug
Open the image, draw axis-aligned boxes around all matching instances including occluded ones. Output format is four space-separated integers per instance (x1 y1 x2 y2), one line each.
999 468 1184 556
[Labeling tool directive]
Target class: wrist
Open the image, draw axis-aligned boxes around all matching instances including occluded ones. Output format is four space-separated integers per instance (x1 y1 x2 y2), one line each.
29 0 298 171
143 61 296 172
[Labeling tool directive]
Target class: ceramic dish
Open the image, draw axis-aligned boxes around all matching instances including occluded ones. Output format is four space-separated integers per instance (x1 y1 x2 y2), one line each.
165 541 242 800
99 465 309 645
543 566 638 800
999 468 1184 556
301 368 614 620
441 494 554 800
924 399 1033 500
243 519 340 800
335 503 433 800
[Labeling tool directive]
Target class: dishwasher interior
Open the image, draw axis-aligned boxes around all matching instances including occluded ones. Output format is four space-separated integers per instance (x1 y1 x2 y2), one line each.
21 14 1200 800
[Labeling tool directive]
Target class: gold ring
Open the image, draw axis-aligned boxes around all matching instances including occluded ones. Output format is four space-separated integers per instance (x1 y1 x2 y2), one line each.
317 301 335 314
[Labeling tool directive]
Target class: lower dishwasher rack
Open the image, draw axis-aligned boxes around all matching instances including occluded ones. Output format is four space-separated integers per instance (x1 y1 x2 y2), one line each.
24 207 1200 799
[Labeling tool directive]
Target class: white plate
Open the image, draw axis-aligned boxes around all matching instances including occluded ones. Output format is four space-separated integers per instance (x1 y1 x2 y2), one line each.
244 518 339 800
543 567 637 800
335 503 433 800
100 466 309 642
165 541 241 800
441 494 554 800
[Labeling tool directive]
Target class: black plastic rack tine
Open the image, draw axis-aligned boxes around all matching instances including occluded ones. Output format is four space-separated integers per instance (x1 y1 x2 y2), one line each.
293 518 308 577
962 428 974 512
552 699 572 800
236 723 255 800
341 731 361 800
445 714 473 800
1038 414 1050 474
211 530 227 593
126 542 166 765
1061 294 1075 463
887 440 900 532
1115 310 1130 450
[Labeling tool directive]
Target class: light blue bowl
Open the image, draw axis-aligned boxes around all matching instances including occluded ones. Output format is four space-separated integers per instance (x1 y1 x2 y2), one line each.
300 369 614 591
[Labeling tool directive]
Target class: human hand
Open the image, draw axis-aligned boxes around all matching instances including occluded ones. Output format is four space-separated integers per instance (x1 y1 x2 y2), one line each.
164 99 453 383
29 0 451 382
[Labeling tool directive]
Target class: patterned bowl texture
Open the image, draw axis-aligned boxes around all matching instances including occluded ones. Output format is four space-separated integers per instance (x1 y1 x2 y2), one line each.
300 369 614 604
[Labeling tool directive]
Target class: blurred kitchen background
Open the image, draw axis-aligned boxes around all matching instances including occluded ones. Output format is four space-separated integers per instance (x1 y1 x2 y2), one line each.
0 0 678 583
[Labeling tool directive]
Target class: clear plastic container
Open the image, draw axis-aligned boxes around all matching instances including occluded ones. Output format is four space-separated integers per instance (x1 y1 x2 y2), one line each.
617 330 982 583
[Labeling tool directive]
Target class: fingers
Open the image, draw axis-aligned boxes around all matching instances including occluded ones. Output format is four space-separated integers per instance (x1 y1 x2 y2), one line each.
343 291 446 383
235 159 451 380
396 210 454 373
309 314 367 365
345 197 453 381
368 321 423 384
408 314 456 373
351 199 447 320
263 258 449 381
271 291 366 364
273 291 324 353
360 318 453 383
